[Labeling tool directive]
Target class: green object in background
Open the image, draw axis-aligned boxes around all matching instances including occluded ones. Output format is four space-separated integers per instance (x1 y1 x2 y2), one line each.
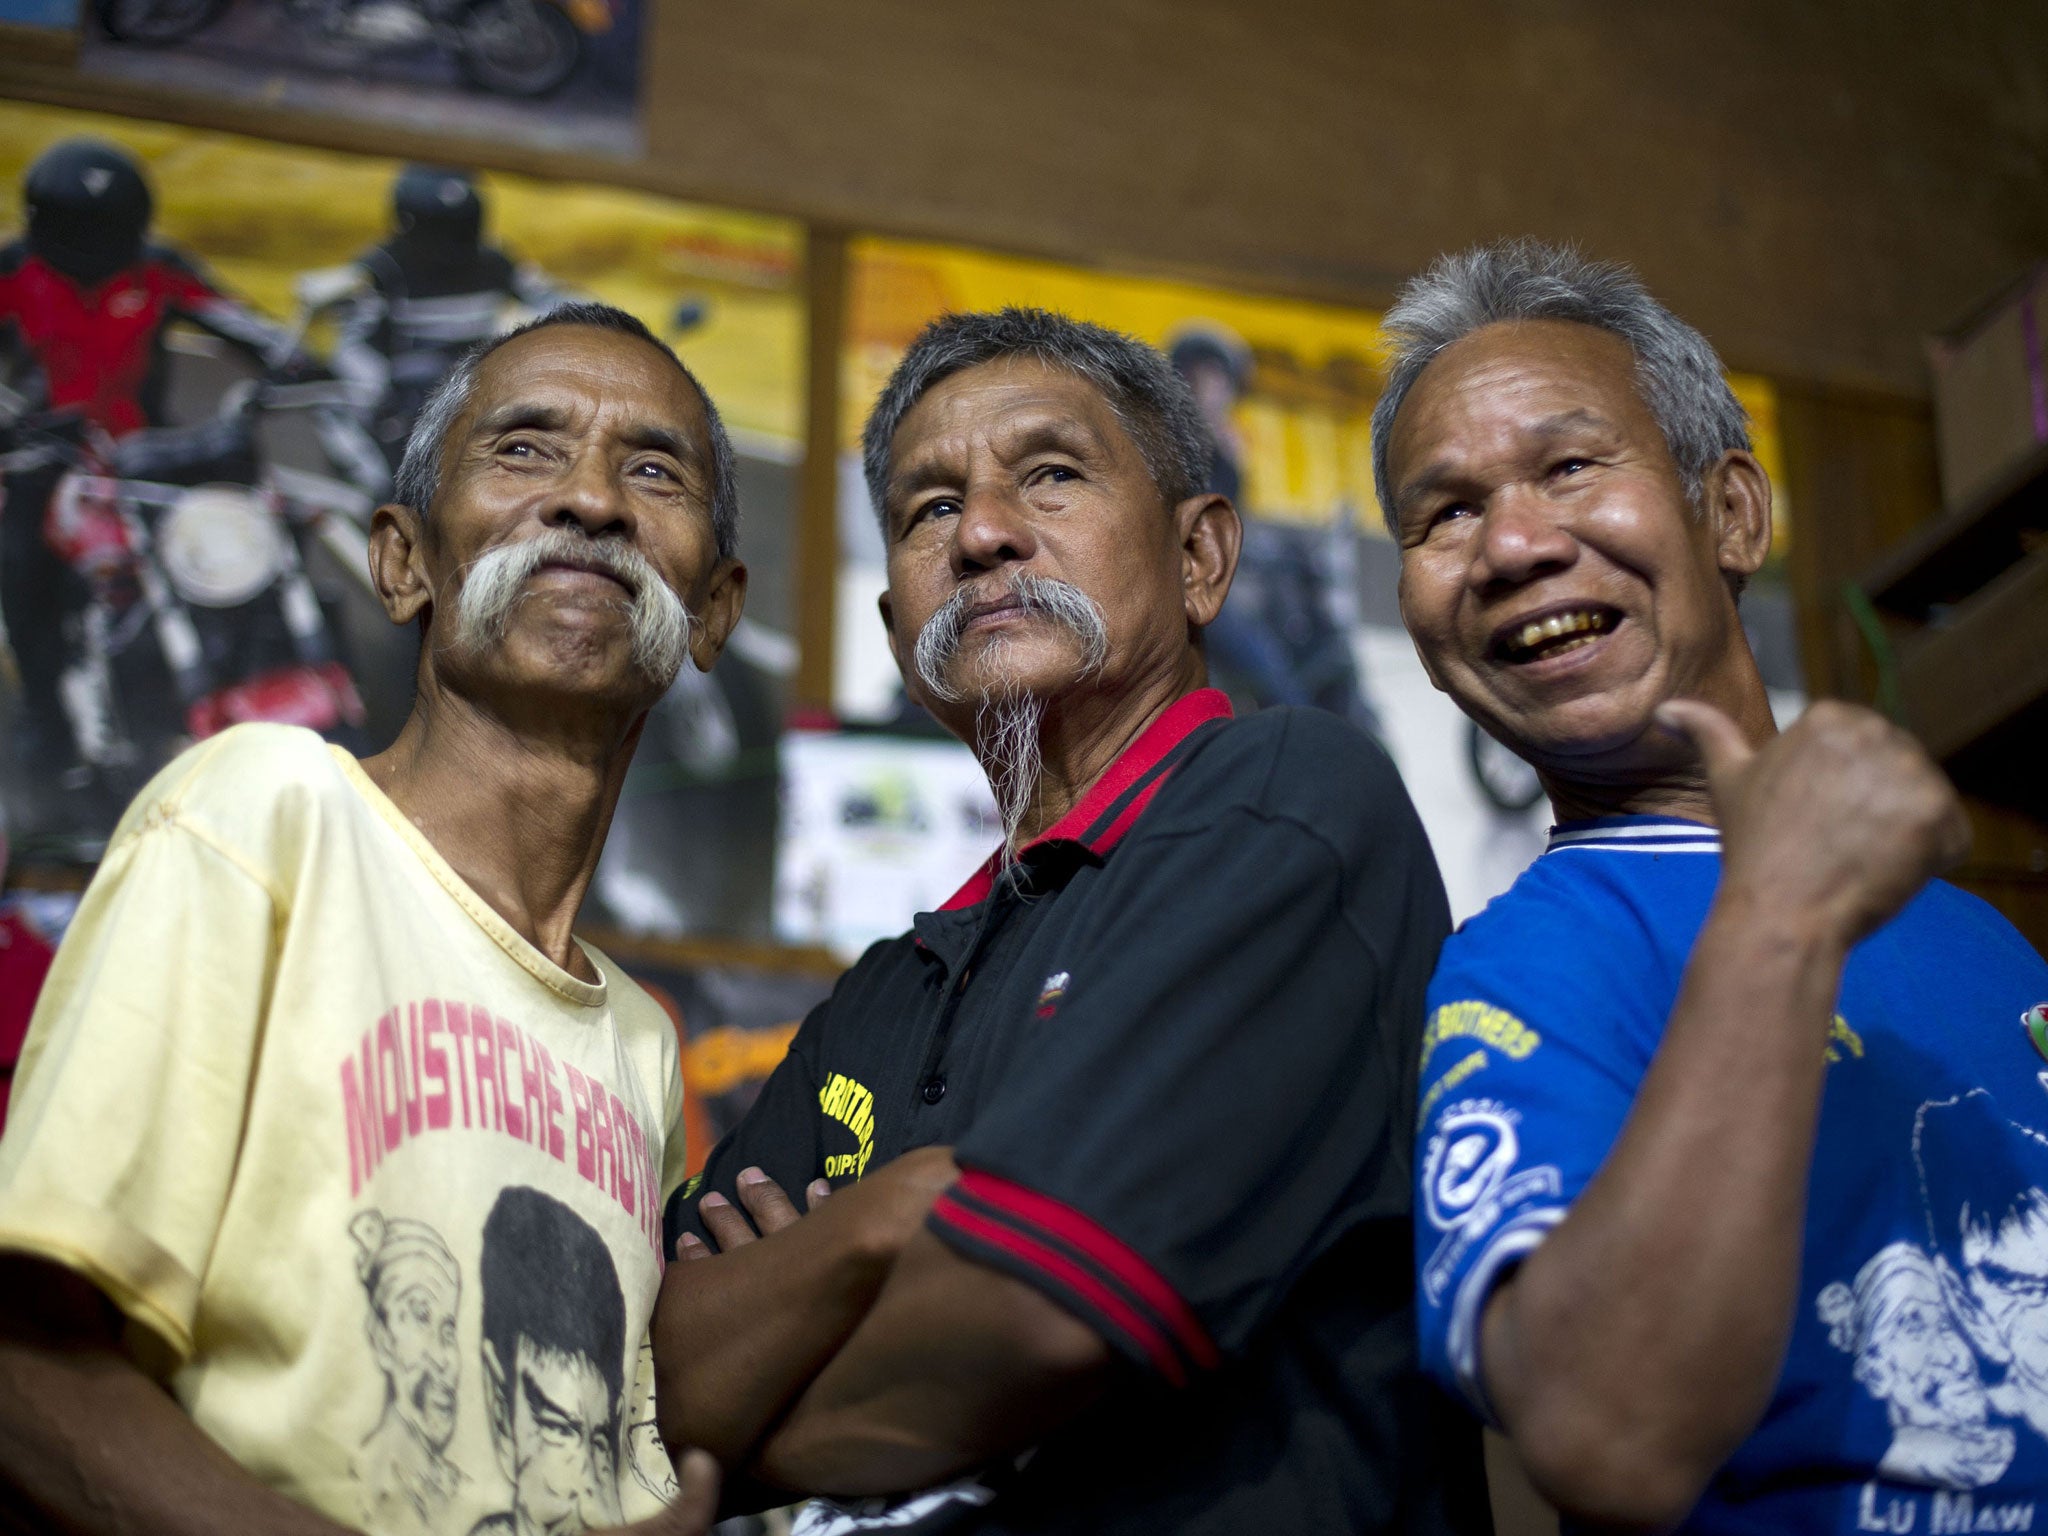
1840 581 1904 725
2026 1003 2048 1064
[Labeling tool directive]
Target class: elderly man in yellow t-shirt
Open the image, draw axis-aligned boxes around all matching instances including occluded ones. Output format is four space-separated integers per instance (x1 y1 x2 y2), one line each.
0 303 734 1536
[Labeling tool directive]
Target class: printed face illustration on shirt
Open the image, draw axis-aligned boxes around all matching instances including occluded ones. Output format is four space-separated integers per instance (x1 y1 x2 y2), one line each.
1818 1240 2014 1490
483 1339 625 1535
1964 1207 2048 1405
351 1211 470 1533
379 1267 462 1449
1916 1089 2048 1444
1869 1274 1991 1429
1807 1088 2048 1496
476 1186 628 1536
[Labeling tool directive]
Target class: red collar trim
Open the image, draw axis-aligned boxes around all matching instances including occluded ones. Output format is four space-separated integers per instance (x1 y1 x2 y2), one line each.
938 688 1234 912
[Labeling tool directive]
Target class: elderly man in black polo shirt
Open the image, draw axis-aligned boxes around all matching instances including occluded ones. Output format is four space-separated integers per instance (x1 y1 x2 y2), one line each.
654 309 1487 1535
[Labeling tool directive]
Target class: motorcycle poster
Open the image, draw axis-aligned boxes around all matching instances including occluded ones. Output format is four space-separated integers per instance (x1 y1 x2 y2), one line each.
77 0 644 157
0 100 807 951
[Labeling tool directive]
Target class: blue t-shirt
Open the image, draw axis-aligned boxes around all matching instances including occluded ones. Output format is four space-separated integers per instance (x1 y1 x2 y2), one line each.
1416 815 2048 1535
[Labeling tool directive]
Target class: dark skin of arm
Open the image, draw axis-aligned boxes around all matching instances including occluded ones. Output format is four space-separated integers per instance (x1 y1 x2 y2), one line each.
1479 700 1972 1532
751 1227 1115 1497
669 1155 1115 1501
651 1146 962 1472
0 1255 723 1536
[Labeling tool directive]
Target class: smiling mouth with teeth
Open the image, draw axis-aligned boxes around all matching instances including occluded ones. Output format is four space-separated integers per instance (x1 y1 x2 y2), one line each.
1496 607 1620 663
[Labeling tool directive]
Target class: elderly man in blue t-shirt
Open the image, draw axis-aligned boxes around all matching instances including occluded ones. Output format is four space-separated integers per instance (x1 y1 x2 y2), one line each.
1376 239 2048 1534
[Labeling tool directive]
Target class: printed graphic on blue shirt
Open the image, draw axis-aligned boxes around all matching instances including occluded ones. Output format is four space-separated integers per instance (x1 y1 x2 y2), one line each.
1412 816 2048 1533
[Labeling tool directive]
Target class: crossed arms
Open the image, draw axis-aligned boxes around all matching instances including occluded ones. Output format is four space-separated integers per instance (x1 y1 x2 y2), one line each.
651 1150 1115 1501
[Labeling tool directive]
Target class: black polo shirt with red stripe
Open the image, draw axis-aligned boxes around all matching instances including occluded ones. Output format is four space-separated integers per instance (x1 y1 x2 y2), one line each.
669 688 1489 1534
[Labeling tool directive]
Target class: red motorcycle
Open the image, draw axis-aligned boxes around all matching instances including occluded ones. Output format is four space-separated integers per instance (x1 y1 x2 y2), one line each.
2 372 373 800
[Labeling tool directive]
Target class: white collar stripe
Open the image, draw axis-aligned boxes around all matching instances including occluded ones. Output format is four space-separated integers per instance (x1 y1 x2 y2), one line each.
1546 840 1723 856
1545 818 1721 855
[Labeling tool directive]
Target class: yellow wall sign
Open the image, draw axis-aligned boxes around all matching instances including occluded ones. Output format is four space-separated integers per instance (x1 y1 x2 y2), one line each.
843 235 1789 550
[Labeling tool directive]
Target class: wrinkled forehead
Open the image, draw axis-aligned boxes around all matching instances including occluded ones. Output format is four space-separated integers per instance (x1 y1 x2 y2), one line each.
465 324 710 448
1387 320 1652 482
893 357 1131 470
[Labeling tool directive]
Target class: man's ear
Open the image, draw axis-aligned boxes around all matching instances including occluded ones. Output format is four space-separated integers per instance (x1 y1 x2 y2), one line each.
481 1345 517 1479
1705 449 1773 584
369 504 434 627
685 558 748 673
1175 492 1240 630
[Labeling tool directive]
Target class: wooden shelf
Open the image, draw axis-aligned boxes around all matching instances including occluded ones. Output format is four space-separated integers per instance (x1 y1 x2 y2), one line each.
1895 545 2048 764
1853 442 2048 819
1858 436 2048 619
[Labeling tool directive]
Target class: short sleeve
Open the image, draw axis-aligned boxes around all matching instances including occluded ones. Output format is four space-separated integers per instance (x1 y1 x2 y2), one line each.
936 729 1448 1386
662 1000 826 1252
1411 875 1674 1421
0 814 279 1362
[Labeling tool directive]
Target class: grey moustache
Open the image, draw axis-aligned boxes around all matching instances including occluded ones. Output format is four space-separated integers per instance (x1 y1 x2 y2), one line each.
912 572 1109 703
449 528 693 685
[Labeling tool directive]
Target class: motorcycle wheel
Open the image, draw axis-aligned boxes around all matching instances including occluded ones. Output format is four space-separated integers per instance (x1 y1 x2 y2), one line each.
94 0 226 43
456 0 581 97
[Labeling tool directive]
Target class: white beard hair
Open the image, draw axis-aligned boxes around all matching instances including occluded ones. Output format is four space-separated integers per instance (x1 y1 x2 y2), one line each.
975 672 1048 854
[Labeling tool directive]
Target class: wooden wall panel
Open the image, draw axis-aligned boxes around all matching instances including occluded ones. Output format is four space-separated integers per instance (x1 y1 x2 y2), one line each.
642 0 2048 394
1775 386 2048 949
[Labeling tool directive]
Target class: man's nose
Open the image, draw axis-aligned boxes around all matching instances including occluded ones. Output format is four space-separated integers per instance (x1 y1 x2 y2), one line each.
1472 486 1576 589
950 482 1037 574
550 449 631 537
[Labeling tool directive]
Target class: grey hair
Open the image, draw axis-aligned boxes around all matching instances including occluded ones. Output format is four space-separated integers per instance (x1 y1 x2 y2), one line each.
861 307 1212 524
1369 241 1751 529
391 300 741 560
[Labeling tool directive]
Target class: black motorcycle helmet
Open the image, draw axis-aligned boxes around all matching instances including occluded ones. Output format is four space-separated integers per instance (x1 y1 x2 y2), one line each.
23 138 154 288
1168 328 1251 398
391 164 484 252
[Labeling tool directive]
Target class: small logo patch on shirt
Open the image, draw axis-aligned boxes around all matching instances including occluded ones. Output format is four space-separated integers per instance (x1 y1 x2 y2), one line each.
2025 1003 2048 1064
1036 971 1070 1019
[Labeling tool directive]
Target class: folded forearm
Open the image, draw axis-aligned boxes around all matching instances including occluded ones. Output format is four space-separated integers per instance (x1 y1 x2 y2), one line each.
0 1338 348 1536
754 1231 1110 1499
653 1223 894 1466
1487 893 1851 1523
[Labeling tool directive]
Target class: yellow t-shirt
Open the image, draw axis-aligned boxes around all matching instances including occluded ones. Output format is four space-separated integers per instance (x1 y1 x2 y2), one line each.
0 724 687 1535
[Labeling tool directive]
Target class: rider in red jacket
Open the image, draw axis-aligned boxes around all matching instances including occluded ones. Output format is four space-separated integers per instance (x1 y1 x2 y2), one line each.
0 138 291 781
